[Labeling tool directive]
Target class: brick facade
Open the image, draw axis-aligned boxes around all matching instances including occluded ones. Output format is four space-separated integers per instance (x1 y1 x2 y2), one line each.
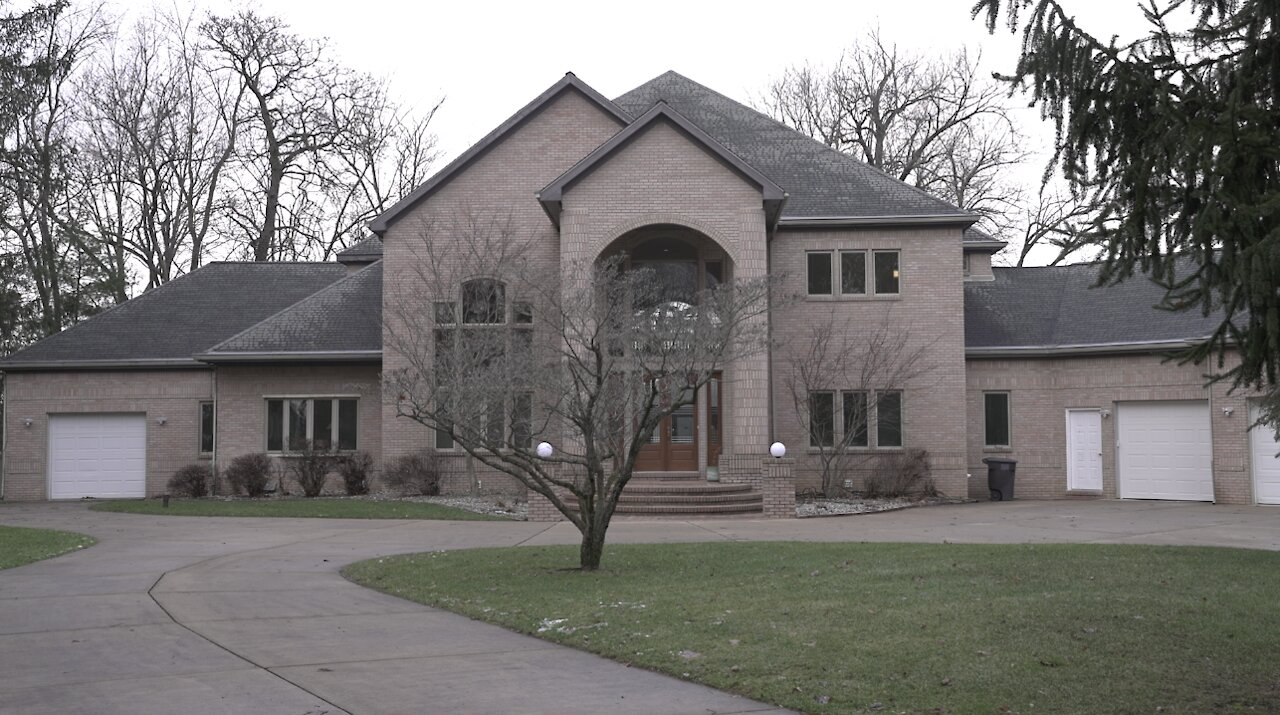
2 370 213 500
964 354 1257 504
770 227 969 498
215 364 382 494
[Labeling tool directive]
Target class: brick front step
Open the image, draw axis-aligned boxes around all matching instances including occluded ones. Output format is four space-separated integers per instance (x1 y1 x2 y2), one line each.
621 482 754 495
609 501 764 515
630 471 702 481
615 491 763 505
559 474 767 516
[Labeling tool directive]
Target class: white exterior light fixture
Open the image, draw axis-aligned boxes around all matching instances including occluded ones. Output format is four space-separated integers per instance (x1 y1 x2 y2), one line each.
536 441 554 459
769 441 787 459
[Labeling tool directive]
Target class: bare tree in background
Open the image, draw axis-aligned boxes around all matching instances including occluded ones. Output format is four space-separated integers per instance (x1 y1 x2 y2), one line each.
302 86 442 260
75 8 244 292
384 212 774 570
0 0 114 337
779 308 935 496
761 30 1025 236
201 11 364 261
1010 184 1103 266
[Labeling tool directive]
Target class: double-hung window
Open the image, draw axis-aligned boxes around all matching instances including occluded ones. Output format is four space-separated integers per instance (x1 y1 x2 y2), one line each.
266 398 357 452
807 249 901 297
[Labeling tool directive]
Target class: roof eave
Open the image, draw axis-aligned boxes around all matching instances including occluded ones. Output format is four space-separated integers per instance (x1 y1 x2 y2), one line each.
195 350 383 364
778 214 980 229
963 240 1009 251
965 338 1207 358
369 74 628 237
0 358 208 372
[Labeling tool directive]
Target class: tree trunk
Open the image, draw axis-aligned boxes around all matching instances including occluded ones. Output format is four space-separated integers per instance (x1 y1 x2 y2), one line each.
578 519 606 571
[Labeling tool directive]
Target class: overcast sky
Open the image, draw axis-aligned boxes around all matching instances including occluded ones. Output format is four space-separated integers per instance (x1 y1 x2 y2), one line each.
191 0 1157 262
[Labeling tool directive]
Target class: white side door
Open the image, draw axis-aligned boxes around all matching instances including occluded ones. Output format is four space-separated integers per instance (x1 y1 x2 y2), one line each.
1066 409 1103 491
1248 403 1280 505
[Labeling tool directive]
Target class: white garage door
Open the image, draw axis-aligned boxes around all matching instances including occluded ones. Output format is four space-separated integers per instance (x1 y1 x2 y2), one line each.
1248 403 1280 505
1117 401 1213 501
49 414 146 499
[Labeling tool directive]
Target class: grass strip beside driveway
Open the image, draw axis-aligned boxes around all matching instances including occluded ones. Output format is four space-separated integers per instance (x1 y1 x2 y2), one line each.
89 498 504 520
345 542 1280 715
0 524 95 569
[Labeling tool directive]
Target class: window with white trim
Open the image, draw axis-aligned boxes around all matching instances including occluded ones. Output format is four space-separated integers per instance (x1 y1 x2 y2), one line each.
809 390 901 449
806 249 901 297
433 278 535 450
984 392 1011 447
198 402 215 455
266 398 357 452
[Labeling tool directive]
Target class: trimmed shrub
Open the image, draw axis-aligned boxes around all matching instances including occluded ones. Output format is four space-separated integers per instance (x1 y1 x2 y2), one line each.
225 453 273 497
382 452 441 496
338 451 375 496
167 463 212 498
288 440 341 498
865 448 936 499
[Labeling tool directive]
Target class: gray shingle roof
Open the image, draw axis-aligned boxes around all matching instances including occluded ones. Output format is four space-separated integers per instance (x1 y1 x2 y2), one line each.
964 261 1221 351
0 263 347 368
613 71 968 220
336 235 384 262
202 262 382 358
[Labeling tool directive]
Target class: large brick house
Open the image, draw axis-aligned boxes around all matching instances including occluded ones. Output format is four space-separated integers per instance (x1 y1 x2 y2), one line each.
2 71 1275 508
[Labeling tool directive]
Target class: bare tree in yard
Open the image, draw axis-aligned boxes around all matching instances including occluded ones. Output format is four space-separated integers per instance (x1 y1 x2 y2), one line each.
75 9 244 291
780 308 935 497
0 1 115 336
384 213 774 570
761 30 1025 236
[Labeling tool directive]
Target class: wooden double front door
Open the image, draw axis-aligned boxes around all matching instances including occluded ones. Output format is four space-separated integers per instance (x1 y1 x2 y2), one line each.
635 373 721 472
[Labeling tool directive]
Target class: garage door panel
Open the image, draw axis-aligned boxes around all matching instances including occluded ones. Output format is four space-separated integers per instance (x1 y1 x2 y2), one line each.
1118 401 1213 501
49 414 147 499
1248 404 1280 505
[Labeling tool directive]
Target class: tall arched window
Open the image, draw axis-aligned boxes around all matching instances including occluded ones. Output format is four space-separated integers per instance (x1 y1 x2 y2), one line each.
462 278 505 324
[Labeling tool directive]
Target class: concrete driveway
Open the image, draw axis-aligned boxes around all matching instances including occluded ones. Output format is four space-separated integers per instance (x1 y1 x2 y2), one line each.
0 500 1276 714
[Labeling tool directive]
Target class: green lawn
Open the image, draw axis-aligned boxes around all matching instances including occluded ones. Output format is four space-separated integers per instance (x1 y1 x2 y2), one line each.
89 498 504 521
0 524 95 569
345 542 1280 714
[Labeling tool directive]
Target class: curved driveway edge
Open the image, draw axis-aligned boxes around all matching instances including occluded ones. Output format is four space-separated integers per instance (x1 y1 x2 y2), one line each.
0 500 1275 714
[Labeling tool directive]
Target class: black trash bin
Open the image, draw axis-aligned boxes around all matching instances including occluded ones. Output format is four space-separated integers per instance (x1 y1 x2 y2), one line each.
982 457 1018 501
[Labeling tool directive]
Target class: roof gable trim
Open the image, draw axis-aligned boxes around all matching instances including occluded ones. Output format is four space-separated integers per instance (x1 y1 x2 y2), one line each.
538 102 787 228
368 74 629 236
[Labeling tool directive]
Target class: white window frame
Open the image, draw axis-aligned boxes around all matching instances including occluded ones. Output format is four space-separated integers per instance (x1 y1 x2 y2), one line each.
264 395 359 453
198 401 215 456
805 249 902 299
983 391 1012 449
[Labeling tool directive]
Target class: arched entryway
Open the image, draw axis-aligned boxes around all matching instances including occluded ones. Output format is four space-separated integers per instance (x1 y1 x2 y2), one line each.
599 224 731 474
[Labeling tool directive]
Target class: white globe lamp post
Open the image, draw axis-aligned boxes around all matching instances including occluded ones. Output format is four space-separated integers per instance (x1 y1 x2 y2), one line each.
536 441 554 459
769 441 786 459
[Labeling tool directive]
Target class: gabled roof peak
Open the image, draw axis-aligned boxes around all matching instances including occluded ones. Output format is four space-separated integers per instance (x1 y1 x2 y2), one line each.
368 73 628 236
538 100 787 228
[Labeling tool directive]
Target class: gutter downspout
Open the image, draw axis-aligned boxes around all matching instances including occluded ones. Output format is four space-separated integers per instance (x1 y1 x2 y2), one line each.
1 378 6 500
211 368 218 493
